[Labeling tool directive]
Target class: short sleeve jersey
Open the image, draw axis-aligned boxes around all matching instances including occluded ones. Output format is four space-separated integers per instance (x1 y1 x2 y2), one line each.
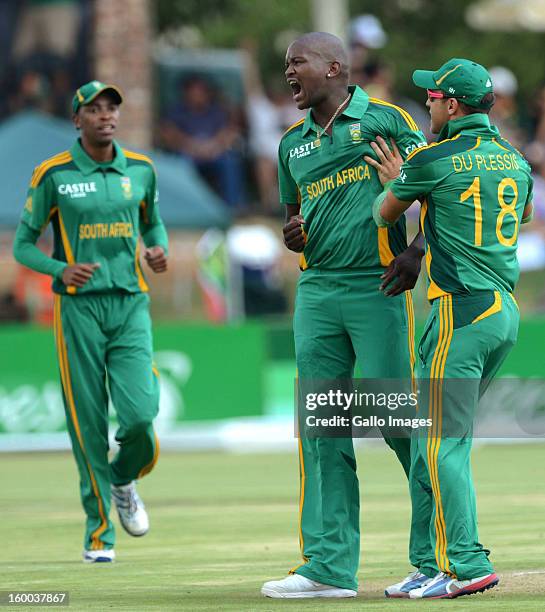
278 86 427 272
20 139 164 295
391 114 533 299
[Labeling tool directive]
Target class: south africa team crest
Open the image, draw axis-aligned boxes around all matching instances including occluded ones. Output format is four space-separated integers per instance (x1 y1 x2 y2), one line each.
120 176 133 199
349 123 362 143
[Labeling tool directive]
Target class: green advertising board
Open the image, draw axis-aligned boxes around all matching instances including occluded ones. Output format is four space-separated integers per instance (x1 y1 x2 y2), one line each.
1 319 545 448
0 323 265 439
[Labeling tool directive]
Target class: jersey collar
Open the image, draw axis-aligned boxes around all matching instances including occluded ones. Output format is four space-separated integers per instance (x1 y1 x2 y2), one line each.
70 139 128 175
437 113 499 142
302 85 370 136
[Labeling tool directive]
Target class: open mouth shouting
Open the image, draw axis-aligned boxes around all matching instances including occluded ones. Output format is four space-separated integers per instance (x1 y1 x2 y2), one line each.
288 78 304 105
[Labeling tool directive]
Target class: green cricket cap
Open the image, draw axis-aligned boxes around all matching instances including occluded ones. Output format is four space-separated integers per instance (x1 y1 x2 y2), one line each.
412 58 494 109
72 80 123 113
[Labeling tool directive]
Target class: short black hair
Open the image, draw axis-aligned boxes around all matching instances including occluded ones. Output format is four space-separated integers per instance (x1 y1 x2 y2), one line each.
458 92 495 115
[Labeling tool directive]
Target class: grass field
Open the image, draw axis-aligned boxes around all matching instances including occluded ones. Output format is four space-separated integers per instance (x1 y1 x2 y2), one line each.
1 444 545 611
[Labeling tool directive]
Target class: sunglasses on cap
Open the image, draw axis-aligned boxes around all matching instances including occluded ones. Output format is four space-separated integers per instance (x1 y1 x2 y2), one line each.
427 89 468 100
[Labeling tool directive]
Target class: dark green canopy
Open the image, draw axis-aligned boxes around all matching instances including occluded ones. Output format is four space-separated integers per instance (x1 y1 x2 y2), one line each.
0 112 230 229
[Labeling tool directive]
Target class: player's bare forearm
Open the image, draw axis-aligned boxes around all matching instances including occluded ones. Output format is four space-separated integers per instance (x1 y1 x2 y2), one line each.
408 230 425 257
380 230 424 296
282 203 306 252
381 190 413 224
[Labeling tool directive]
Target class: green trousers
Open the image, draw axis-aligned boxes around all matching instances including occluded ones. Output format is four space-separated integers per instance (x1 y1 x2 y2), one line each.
54 292 160 551
292 270 417 591
409 291 519 580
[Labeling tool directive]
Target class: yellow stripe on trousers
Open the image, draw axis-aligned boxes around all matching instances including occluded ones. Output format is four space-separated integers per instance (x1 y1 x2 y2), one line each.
54 295 109 550
427 295 453 575
405 291 416 396
289 437 308 573
138 432 161 478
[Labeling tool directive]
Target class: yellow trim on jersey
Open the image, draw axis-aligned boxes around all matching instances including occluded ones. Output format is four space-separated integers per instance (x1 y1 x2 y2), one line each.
138 432 160 478
492 136 524 157
427 295 454 576
472 291 502 324
139 200 149 225
406 133 462 163
508 293 519 310
40 205 59 232
420 200 449 301
299 218 308 270
31 151 72 188
135 240 149 292
54 296 109 550
283 117 305 136
369 97 419 131
378 227 395 266
57 209 76 295
425 248 449 301
467 136 481 151
123 149 154 166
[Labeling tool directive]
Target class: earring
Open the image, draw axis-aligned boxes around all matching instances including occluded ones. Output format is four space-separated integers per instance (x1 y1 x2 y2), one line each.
327 73 331 78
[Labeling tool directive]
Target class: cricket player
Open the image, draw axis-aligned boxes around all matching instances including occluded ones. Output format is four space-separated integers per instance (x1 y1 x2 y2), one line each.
13 81 168 563
261 32 428 598
373 58 533 598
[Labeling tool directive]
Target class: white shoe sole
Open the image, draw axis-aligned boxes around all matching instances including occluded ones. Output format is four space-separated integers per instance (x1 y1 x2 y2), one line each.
261 587 357 598
118 521 148 537
82 554 114 564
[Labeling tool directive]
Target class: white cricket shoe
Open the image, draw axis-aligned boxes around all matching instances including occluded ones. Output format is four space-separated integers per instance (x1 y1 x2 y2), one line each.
111 481 149 536
261 574 357 598
82 549 115 563
409 571 499 599
385 570 432 598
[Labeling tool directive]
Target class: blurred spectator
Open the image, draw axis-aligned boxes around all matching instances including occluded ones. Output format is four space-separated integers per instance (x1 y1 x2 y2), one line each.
6 54 73 117
348 14 387 89
160 74 245 209
0 292 29 323
13 0 80 61
1 0 87 120
13 264 54 326
0 0 21 83
488 66 525 148
243 42 304 215
529 81 545 143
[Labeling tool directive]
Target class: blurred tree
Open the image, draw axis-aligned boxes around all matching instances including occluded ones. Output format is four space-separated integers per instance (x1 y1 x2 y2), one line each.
348 0 545 103
157 0 310 84
156 0 545 108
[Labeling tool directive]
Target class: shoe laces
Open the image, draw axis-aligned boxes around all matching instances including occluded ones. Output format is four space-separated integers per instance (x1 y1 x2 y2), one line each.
114 482 140 514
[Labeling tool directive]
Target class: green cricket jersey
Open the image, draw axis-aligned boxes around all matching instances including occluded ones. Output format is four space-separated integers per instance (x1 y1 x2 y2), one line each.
390 114 533 299
15 139 168 295
278 85 427 272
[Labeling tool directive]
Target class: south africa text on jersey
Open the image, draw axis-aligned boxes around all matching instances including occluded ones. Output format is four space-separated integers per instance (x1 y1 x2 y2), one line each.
306 163 371 200
79 222 134 239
